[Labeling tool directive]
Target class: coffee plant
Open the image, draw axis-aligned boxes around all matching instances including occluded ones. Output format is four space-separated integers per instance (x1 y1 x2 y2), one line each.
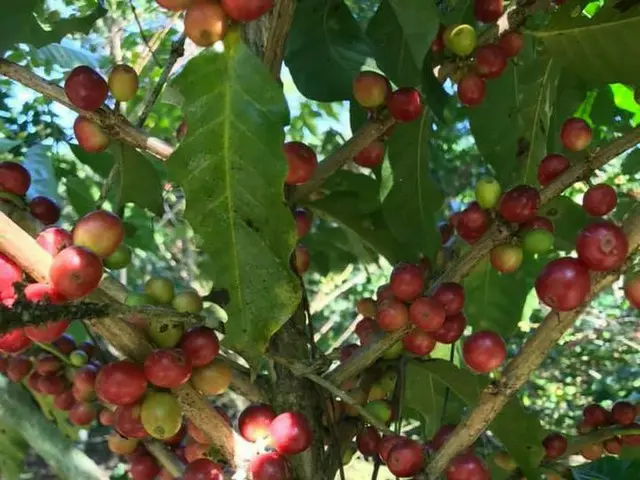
0 0 638 479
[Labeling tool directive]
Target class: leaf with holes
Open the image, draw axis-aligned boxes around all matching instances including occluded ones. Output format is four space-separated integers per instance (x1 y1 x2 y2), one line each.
531 3 640 86
468 47 560 186
380 110 444 259
285 0 372 101
168 31 301 367
367 0 439 87
411 360 546 479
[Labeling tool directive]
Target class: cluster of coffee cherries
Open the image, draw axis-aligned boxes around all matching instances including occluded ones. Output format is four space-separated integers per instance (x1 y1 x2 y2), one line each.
154 0 274 47
0 161 61 226
64 63 139 153
542 400 640 465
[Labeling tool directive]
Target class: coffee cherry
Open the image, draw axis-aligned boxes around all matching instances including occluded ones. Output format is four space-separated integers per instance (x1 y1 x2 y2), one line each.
580 443 603 461
378 434 403 463
64 66 108 111
475 177 501 209
69 401 96 426
445 452 490 480
0 161 31 196
238 403 277 442
443 24 477 57
409 296 446 332
431 26 445 54
108 64 138 102
387 438 425 477
474 0 503 23
156 0 192 11
144 276 175 304
498 185 540 223
497 31 523 57
354 317 379 345
387 88 423 122
433 282 465 315
220 0 273 22
184 458 224 480
95 360 148 405
28 196 60 225
36 227 73 256
283 141 317 185
184 0 227 47
576 221 628 271
191 359 232 395
583 184 617 217
490 244 523 273
249 452 290 480
269 411 313 455
561 117 592 152
179 326 220 367
294 244 310 274
144 349 192 388
354 140 385 168
458 73 486 107
622 423 640 445
475 44 507 78
522 228 554 254
293 208 313 238
440 221 454 244
141 391 183 440
6 356 32 382
390 263 424 302
430 313 467 344
115 404 147 438
456 202 490 243
542 432 567 458
73 209 124 258
520 216 554 233
583 403 609 427
98 409 115 426
352 71 390 109
339 344 358 362
611 401 636 426
535 257 590 311
462 330 506 373
376 299 409 332
604 436 623 455
54 390 75 411
129 453 161 480
49 246 103 300
356 297 377 317
537 154 570 186
402 329 436 356
624 274 640 308
0 327 31 354
356 426 381 456
73 116 110 153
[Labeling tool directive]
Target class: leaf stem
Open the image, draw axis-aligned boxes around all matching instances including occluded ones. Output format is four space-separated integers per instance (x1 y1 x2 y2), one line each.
35 342 71 365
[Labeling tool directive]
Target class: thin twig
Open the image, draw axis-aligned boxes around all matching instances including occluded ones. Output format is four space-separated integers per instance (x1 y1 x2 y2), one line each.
136 33 186 128
134 15 178 74
371 460 381 480
80 319 111 364
128 0 161 68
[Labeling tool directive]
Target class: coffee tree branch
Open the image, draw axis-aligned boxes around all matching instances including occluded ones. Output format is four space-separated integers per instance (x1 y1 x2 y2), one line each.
424 209 640 478
0 59 174 161
326 126 640 387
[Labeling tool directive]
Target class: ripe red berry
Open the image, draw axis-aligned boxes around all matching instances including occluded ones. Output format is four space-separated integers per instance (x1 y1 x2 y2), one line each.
622 423 640 446
462 330 507 373
54 390 76 411
184 1 228 47
474 0 503 22
376 299 409 332
49 246 103 299
390 263 424 302
611 401 636 426
283 141 317 185
583 403 609 427
455 202 490 243
354 140 385 168
293 208 313 238
249 452 290 480
64 66 108 111
409 296 446 332
73 209 124 258
0 253 22 299
535 257 591 311
430 313 467 344
69 401 96 426
561 117 592 152
36 227 73 256
498 185 540 223
445 452 490 480
576 221 628 271
144 349 192 388
376 282 394 302
520 216 554 233
99 409 115 426
431 26 445 54
156 0 192 11
269 411 313 455
354 317 380 345
23 283 69 343
115 404 147 438
604 436 623 455
474 44 507 78
184 458 224 480
542 432 567 458
387 88 423 122
28 196 60 225
179 326 220 367
624 274 640 308
387 438 425 477
458 73 486 107
129 453 161 480
0 161 31 196
356 426 381 456
583 184 617 217
490 244 523 274
39 373 67 395
73 117 109 153
402 329 436 356
497 31 523 57
432 424 465 451
6 355 32 382
378 434 403 463
433 282 465 316
353 71 390 109
95 360 148 406
340 343 359 362
238 403 277 442
581 443 604 461
440 221 454 244
537 154 570 186
0 328 32 354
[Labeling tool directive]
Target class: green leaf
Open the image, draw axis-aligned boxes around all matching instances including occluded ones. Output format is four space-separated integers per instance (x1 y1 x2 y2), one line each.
309 193 410 263
285 0 372 101
65 177 96 217
572 456 640 479
422 55 451 123
538 196 591 251
0 419 27 480
0 139 20 153
322 170 381 213
463 255 546 337
111 143 165 216
168 31 301 367
622 148 640 175
611 83 640 125
69 144 114 178
531 3 640 86
366 0 439 87
22 143 61 202
380 110 444 259
409 360 546 480
31 42 99 69
546 72 588 153
468 49 560 186
0 0 106 54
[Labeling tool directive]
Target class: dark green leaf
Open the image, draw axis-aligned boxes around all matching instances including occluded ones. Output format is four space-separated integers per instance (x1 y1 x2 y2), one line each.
285 0 372 101
422 55 451 123
0 418 27 480
65 177 96 217
410 360 546 479
380 110 444 259
572 456 640 479
463 255 546 337
532 3 640 86
69 144 114 178
538 196 591 251
111 143 164 216
546 72 588 153
622 148 640 175
468 48 560 186
168 31 301 367
366 0 439 87
322 170 381 213
349 99 369 133
0 0 105 54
